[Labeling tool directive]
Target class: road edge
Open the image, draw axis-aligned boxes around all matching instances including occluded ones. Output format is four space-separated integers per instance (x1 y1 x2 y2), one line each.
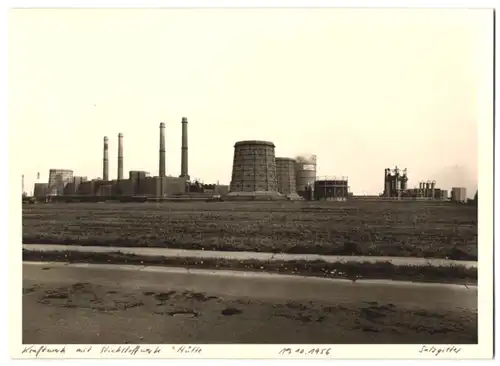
22 249 478 286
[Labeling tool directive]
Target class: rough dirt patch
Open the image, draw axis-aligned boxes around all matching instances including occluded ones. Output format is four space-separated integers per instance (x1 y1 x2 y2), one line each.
37 282 144 311
23 281 478 344
23 249 477 285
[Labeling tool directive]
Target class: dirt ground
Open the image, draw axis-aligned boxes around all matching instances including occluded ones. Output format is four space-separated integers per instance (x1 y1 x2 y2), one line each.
22 200 477 260
23 279 477 344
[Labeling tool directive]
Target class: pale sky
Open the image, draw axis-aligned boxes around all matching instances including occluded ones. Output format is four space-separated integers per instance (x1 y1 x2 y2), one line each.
9 8 491 195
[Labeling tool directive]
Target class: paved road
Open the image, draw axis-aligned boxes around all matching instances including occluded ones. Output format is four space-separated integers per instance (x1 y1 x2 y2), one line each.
23 262 477 344
23 244 477 268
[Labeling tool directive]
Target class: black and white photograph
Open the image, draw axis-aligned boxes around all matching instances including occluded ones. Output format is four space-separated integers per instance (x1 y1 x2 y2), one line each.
7 2 494 360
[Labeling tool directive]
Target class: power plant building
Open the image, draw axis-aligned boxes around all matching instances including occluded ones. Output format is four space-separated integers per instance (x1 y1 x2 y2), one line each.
63 176 88 195
314 177 349 201
383 167 408 197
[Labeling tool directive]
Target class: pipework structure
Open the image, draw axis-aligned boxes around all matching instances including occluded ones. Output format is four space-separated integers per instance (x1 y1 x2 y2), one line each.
383 166 408 198
417 180 444 199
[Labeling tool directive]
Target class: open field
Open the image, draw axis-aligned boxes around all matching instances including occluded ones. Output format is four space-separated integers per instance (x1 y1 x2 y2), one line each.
22 200 478 260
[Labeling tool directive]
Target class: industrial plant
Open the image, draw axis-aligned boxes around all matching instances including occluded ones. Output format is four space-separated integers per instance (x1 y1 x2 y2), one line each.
224 140 349 201
31 118 228 202
26 117 471 204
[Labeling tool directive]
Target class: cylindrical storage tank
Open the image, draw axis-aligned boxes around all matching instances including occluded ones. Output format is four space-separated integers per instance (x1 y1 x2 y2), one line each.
451 187 467 203
228 141 282 199
275 157 297 196
295 155 317 194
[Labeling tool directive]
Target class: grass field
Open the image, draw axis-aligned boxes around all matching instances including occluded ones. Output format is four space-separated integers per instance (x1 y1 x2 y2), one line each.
22 200 478 260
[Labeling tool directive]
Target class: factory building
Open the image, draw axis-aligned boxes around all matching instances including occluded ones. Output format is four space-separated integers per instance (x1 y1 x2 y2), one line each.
180 181 229 196
135 177 168 197
33 117 193 200
416 181 438 199
314 177 349 201
451 187 467 203
383 167 408 198
128 170 150 194
228 140 284 200
412 180 450 200
63 176 88 195
32 114 357 202
380 167 449 200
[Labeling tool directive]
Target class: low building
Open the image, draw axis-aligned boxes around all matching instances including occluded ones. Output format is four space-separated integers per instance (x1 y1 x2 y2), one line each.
314 179 349 201
451 187 467 203
165 176 189 196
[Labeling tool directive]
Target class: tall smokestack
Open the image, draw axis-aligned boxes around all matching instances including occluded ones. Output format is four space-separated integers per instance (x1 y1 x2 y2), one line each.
103 136 109 181
159 122 166 177
180 117 189 178
117 133 123 180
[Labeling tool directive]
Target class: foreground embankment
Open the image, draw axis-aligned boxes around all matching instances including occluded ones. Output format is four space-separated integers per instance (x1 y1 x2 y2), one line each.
23 244 477 285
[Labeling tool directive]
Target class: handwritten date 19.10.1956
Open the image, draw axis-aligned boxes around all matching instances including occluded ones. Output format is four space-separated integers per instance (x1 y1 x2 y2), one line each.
279 348 332 356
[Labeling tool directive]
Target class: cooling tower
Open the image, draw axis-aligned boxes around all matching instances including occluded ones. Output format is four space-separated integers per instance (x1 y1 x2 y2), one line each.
159 123 166 177
228 140 284 200
275 157 301 200
103 136 109 181
180 117 189 179
117 133 124 180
